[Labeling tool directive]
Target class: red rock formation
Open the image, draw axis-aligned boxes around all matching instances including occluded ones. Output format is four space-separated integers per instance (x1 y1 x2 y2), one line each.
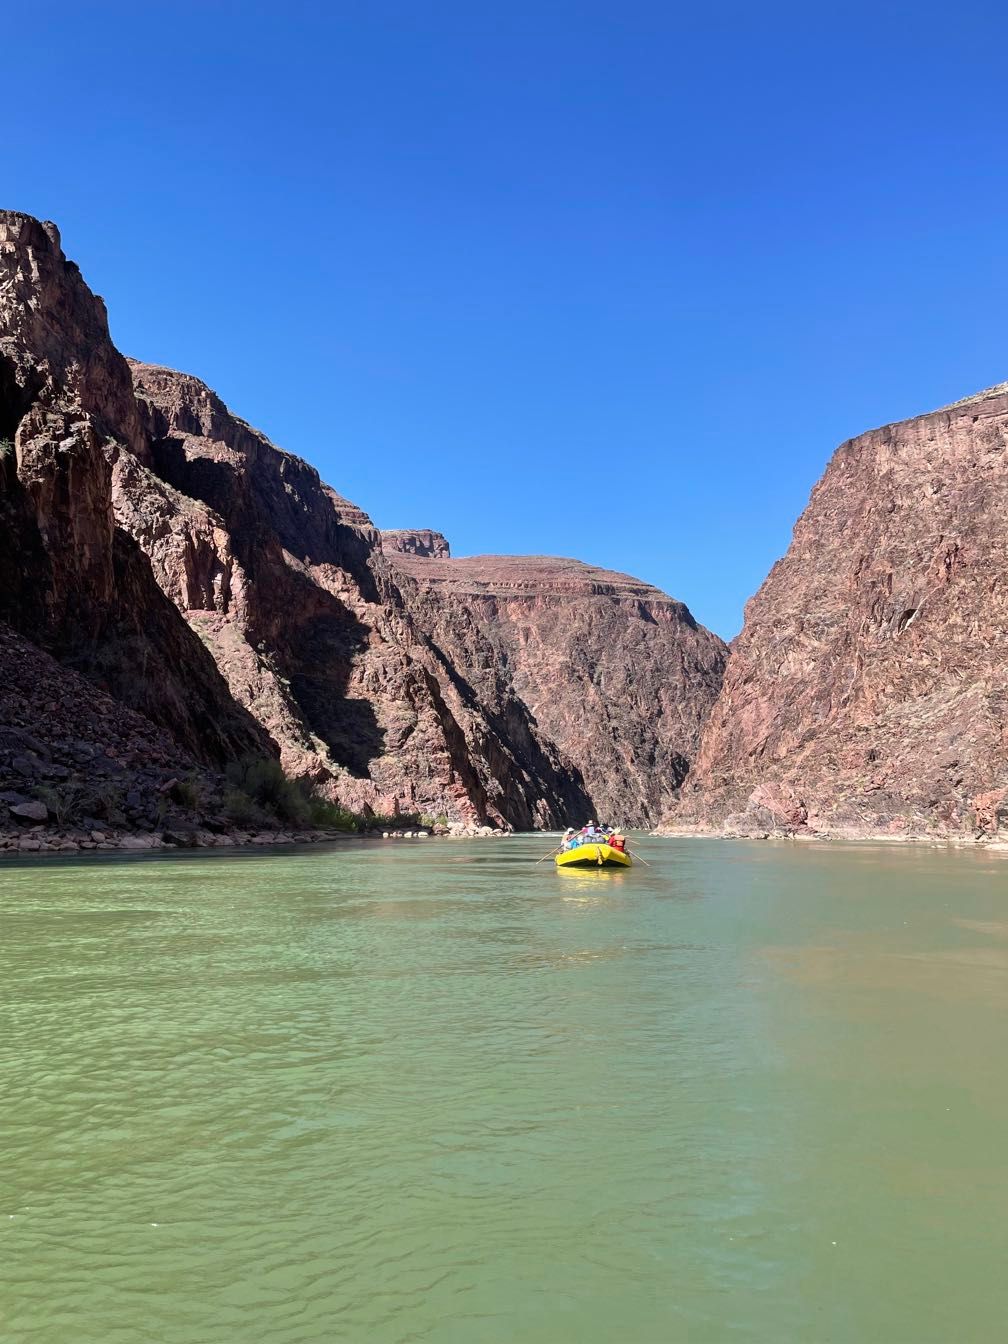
1 210 726 831
123 358 726 826
382 529 450 558
389 553 727 826
0 212 270 767
668 385 1008 840
0 621 216 838
125 362 600 827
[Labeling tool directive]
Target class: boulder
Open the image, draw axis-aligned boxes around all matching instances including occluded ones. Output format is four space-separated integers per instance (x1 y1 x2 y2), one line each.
11 800 48 823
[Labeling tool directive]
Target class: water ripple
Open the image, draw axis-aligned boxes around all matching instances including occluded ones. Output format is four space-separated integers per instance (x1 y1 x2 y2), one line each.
2 838 1007 1341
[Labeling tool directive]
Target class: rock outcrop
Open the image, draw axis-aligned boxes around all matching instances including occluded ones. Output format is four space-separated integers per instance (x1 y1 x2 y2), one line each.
0 210 726 835
124 361 598 828
0 620 224 843
381 528 450 558
0 212 271 767
666 385 1008 841
387 552 727 825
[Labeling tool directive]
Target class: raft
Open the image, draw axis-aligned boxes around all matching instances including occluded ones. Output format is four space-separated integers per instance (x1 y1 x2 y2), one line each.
555 842 632 869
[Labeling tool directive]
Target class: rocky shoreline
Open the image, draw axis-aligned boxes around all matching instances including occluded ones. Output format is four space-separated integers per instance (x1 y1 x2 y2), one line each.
9 818 1008 856
0 819 507 857
655 821 1008 850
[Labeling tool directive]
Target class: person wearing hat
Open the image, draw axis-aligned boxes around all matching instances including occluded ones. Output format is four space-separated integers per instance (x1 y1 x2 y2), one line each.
561 827 576 851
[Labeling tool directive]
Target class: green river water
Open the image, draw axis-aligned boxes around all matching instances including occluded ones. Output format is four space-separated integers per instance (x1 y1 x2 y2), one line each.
2 836 1006 1342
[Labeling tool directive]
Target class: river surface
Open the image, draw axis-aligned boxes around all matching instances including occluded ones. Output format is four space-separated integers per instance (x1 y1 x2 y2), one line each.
2 837 1006 1342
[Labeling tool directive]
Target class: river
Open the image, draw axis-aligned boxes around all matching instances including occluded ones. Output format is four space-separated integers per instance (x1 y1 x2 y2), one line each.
2 837 1006 1342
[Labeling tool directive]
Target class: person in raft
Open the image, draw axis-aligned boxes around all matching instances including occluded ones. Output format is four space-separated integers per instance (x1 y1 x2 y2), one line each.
562 822 626 851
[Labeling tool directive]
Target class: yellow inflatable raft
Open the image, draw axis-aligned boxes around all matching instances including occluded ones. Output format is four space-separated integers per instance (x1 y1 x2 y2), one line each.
555 842 632 869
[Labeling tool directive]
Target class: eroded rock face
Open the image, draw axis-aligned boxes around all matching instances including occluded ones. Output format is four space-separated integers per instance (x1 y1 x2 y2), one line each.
126 362 600 826
0 211 270 767
1 210 726 830
123 356 727 826
388 553 728 826
667 386 1008 840
0 621 218 833
381 529 451 558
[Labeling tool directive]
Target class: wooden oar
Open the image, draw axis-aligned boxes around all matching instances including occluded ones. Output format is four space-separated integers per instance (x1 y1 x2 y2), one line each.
536 845 563 863
626 848 652 867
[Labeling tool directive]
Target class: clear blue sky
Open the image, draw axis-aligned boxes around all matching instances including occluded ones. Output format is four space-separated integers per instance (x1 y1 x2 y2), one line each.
5 2 1007 636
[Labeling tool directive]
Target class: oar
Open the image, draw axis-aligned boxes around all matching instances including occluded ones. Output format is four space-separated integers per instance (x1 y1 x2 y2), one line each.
536 844 563 863
626 847 652 867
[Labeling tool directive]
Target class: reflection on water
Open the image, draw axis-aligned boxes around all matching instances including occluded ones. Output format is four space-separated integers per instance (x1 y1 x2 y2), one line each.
1 836 1006 1343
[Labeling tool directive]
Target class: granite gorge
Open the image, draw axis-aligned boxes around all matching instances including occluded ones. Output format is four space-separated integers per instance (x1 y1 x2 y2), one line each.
0 210 726 842
4 208 1006 848
384 549 726 827
665 382 1008 843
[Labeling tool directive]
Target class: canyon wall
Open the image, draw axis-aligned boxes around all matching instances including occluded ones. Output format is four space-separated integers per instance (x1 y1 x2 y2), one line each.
386 551 727 826
123 361 594 828
0 212 270 768
667 385 1008 841
0 211 724 832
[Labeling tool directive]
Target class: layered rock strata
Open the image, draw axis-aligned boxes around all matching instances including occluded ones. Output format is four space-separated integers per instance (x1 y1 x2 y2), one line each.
0 212 271 767
381 529 450 558
1 210 725 834
387 553 728 826
124 362 592 828
667 385 1008 841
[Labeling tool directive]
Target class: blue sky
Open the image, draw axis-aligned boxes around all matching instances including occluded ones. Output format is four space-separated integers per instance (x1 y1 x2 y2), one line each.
4 2 1007 636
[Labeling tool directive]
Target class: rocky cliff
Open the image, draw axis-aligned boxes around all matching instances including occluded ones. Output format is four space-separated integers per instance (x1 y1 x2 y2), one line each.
387 552 727 825
667 385 1008 841
124 361 596 828
0 211 725 836
0 212 270 767
381 528 450 558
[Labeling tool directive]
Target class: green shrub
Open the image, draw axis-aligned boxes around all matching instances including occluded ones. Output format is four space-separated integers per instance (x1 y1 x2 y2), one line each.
35 782 85 826
90 784 126 826
368 810 422 831
305 797 360 831
224 755 360 829
222 786 267 827
0 439 14 461
171 777 202 810
225 756 301 818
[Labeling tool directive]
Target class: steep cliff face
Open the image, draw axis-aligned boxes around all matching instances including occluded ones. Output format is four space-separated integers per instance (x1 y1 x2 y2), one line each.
1 210 726 831
387 553 728 825
0 211 270 767
125 363 597 827
122 358 727 826
669 386 1008 840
